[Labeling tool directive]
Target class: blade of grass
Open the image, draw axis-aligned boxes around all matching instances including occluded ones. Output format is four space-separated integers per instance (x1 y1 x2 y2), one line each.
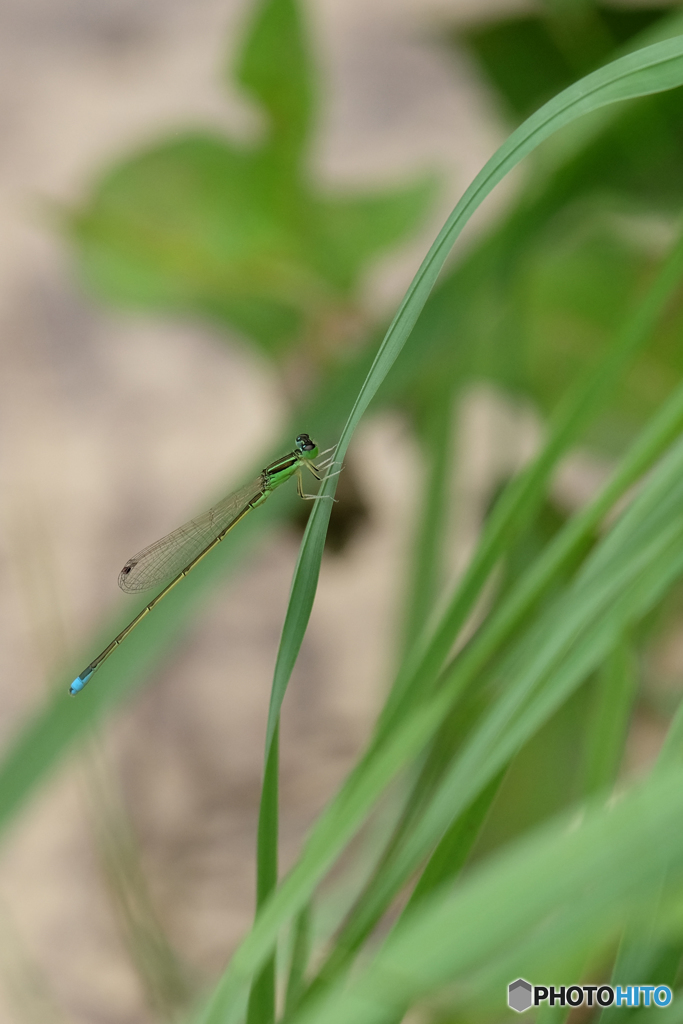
298 336 683 1003
406 443 683 828
401 772 506 910
262 35 683 764
382 220 683 729
386 520 683 911
302 715 504 999
401 387 457 655
300 224 683 988
580 636 638 797
284 906 311 1018
197 382 683 1024
284 765 683 1024
656 698 683 773
200 234 683 1024
304 491 683 1001
246 724 280 1024
597 688 683 1024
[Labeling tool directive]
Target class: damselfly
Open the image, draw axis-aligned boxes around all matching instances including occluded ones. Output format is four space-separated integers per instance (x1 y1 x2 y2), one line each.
70 434 335 695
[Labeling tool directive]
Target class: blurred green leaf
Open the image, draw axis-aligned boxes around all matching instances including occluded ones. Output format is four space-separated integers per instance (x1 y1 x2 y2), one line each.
469 681 591 860
246 724 279 1024
68 0 436 356
71 134 310 349
313 181 438 293
235 0 314 168
70 135 435 354
580 637 639 797
457 5 670 121
384 226 683 730
459 16 578 120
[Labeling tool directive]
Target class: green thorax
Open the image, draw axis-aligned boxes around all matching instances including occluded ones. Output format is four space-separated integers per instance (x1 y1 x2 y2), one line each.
262 433 319 492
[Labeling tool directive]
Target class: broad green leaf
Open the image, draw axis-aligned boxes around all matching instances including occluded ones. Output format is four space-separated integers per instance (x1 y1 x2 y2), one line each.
314 180 437 293
70 134 316 350
235 0 314 168
70 133 435 352
68 0 436 355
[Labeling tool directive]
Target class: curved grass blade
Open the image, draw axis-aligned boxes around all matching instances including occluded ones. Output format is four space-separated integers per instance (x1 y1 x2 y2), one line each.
263 29 683 767
299 226 683 987
197 35 683 1024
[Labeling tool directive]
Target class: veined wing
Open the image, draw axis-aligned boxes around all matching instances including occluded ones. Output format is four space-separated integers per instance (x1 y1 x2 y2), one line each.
118 477 265 593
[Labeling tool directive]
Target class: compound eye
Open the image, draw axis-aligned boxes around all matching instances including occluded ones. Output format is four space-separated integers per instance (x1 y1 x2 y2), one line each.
296 433 316 451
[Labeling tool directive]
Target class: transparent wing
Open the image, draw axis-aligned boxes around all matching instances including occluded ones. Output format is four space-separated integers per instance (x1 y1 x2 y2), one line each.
118 477 265 593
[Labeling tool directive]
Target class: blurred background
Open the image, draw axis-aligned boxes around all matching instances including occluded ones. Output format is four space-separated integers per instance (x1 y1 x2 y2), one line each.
1 0 683 1021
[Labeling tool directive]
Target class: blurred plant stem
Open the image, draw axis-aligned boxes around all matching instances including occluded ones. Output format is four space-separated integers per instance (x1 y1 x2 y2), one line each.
83 745 194 1020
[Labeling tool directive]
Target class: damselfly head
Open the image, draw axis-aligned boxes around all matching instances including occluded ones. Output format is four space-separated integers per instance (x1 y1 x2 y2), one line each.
295 433 318 457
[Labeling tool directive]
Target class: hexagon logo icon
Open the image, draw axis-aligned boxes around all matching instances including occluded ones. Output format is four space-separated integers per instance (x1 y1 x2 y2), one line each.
508 978 533 1012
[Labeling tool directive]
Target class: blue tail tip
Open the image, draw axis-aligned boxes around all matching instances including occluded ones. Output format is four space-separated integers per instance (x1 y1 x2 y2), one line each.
69 671 92 696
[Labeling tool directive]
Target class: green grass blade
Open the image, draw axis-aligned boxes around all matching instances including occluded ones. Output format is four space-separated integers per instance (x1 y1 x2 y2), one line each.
401 387 456 655
285 765 683 1024
383 222 683 726
580 637 638 797
195 40 683 1019
403 521 683 867
284 906 311 1018
657 698 683 773
358 451 683 907
263 492 335 758
598 695 683 1024
402 771 504 910
304 500 683 999
297 228 683 989
200 375 683 1024
330 771 506 971
246 725 280 1024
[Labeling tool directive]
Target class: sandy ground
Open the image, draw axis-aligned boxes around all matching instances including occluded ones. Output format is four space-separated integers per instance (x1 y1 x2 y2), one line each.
0 1 568 1021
